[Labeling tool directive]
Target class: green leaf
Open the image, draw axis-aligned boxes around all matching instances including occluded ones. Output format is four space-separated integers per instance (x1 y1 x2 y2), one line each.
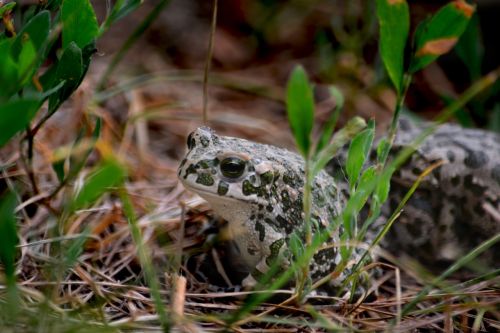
14 36 37 86
376 137 390 164
71 159 126 211
53 159 65 182
61 0 99 49
375 165 394 204
376 0 410 94
12 11 51 87
0 191 18 280
346 120 375 189
315 86 344 155
0 99 40 147
14 10 50 53
48 42 83 113
286 65 315 157
0 39 18 100
410 0 475 73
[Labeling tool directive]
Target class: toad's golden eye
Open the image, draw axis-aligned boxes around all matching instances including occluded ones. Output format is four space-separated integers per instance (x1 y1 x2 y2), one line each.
220 157 246 179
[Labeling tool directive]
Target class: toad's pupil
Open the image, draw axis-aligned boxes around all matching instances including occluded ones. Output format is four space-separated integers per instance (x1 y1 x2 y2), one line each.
220 157 246 179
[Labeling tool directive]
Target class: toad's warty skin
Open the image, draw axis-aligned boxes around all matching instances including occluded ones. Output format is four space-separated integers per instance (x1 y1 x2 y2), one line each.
178 118 500 289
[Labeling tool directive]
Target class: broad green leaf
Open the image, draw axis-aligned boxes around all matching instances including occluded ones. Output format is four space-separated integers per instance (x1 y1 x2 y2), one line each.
315 86 344 155
14 36 37 86
11 11 50 87
0 99 40 147
0 191 18 279
71 159 126 211
48 42 83 113
346 120 375 189
0 39 18 100
376 137 390 164
376 0 410 94
286 65 314 157
375 165 394 203
14 10 50 53
410 0 475 73
61 0 99 49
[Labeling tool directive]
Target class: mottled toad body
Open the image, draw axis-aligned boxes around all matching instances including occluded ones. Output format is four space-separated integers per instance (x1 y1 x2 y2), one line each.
178 119 500 288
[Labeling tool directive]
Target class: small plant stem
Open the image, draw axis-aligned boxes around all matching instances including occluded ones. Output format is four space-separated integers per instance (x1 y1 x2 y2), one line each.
203 0 218 124
386 73 412 155
20 126 40 196
96 0 171 90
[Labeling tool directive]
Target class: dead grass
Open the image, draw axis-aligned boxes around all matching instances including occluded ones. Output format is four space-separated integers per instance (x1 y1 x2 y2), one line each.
0 56 498 331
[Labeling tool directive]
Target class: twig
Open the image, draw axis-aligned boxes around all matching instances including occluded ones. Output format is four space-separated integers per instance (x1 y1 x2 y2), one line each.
202 0 218 124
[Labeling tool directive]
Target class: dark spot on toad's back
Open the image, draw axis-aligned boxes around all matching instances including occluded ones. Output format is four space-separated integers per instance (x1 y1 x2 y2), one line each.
260 171 273 185
242 180 255 196
464 175 487 196
266 238 285 265
446 150 455 163
276 215 295 234
450 175 461 187
255 221 266 242
464 150 488 169
412 167 422 176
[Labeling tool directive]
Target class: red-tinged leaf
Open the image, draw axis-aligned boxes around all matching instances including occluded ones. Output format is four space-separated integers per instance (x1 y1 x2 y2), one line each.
410 0 475 73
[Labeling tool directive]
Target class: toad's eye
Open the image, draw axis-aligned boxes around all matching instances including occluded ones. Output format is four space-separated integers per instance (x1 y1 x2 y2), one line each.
220 157 246 179
187 133 195 149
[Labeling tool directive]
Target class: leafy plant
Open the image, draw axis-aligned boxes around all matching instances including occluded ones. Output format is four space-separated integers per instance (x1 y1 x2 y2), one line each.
280 0 495 306
0 0 170 330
